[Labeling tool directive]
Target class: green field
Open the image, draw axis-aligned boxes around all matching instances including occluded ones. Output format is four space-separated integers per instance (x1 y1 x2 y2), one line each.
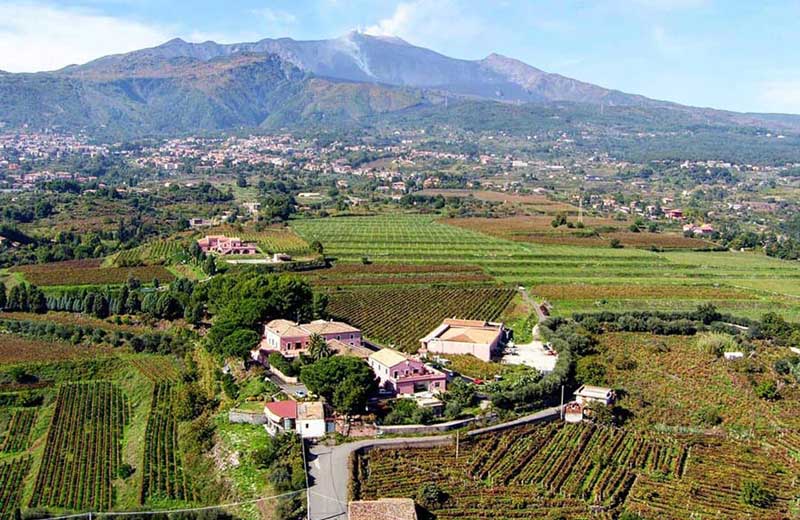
292 215 800 321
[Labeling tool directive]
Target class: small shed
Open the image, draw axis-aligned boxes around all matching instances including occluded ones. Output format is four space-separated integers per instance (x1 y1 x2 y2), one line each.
574 385 615 406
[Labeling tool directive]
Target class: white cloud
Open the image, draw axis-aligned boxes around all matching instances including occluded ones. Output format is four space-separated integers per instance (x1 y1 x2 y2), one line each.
759 80 800 114
363 0 484 54
0 2 172 72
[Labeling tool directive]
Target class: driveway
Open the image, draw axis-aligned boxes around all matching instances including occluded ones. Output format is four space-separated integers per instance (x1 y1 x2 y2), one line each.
267 374 307 397
305 407 561 519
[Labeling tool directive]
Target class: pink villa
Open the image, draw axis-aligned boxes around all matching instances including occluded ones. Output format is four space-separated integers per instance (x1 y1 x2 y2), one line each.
420 318 506 362
368 348 446 395
255 319 362 359
197 235 258 255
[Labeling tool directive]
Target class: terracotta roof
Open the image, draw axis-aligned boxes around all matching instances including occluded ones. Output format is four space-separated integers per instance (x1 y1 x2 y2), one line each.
265 319 307 337
302 319 360 335
443 318 489 327
297 401 325 421
423 319 504 345
328 339 372 359
349 499 417 520
265 400 297 419
369 348 408 368
438 327 502 344
265 319 359 338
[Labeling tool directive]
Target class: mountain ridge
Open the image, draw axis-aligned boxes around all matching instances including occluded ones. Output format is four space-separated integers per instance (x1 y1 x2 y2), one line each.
1 32 800 140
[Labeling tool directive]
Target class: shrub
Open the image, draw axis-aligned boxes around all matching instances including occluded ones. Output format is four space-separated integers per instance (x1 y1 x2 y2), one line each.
696 332 737 357
740 480 775 508
754 380 779 401
693 405 722 427
416 482 448 510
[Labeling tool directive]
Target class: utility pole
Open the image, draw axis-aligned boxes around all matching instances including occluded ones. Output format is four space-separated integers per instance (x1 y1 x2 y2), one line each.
560 385 565 420
455 431 460 460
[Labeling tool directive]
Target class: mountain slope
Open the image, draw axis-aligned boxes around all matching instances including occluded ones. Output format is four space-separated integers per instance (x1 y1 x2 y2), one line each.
2 32 800 141
0 52 429 137
68 32 639 104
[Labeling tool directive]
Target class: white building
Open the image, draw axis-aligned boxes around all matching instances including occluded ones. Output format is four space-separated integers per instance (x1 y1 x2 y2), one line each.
264 400 332 439
574 385 615 406
420 319 505 362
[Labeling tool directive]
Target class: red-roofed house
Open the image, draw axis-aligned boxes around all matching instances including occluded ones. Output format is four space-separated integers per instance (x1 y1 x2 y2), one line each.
264 400 332 439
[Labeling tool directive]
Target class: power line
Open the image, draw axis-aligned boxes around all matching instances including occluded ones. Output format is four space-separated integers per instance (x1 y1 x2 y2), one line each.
38 489 306 520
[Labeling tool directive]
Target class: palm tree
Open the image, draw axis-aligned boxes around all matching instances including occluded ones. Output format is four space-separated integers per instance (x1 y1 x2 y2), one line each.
308 334 332 361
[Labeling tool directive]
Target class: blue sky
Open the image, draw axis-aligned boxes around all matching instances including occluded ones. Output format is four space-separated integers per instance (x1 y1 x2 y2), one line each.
1 0 799 114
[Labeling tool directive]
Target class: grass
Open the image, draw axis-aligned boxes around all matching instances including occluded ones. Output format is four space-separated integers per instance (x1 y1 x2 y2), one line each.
213 415 276 520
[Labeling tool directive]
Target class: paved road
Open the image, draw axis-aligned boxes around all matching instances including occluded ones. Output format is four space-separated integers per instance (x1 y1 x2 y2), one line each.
307 436 452 520
306 406 560 520
267 374 307 397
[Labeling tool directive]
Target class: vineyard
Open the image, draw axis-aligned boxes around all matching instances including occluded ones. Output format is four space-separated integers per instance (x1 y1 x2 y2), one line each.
0 457 31 518
130 356 181 383
10 259 175 286
111 240 189 267
304 263 492 287
0 408 36 452
354 422 800 519
292 215 800 322
31 382 129 510
327 287 515 352
140 382 193 504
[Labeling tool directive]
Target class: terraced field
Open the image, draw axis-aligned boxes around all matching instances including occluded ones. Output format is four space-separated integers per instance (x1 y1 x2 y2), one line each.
293 215 800 321
354 422 800 520
302 263 492 287
31 382 129 510
111 239 189 267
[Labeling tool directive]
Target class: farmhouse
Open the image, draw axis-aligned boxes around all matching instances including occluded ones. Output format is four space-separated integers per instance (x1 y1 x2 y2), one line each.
368 348 446 395
196 235 258 255
255 319 362 359
264 400 333 439
683 223 715 236
420 318 506 362
574 385 615 406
